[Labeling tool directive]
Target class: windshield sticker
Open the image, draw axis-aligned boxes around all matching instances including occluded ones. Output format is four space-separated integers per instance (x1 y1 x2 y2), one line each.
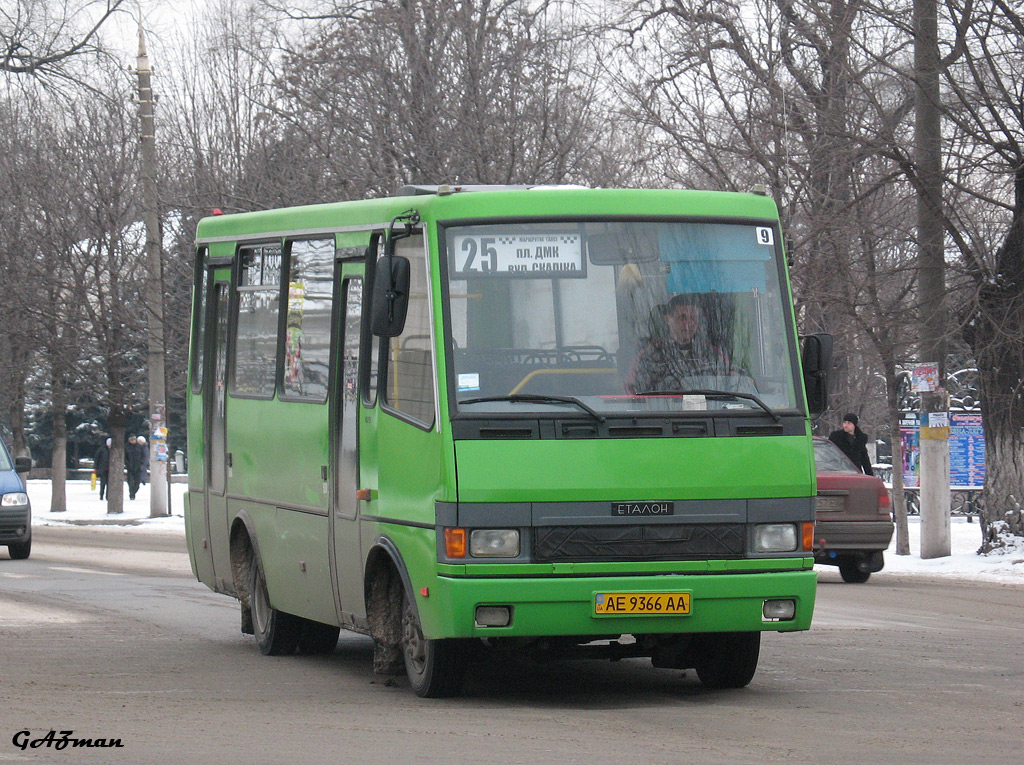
755 227 774 246
451 232 585 277
458 372 481 392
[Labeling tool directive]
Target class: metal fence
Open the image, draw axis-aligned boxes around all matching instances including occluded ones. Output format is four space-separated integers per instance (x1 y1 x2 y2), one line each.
891 487 984 517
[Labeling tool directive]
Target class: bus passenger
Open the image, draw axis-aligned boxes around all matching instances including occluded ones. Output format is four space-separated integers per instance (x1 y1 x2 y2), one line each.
624 293 730 394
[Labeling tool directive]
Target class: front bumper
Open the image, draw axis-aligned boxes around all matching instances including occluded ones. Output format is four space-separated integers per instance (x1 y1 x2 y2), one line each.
420 566 817 639
0 505 31 543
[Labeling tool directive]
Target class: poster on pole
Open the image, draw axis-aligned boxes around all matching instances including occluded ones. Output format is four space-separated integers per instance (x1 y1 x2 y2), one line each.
912 363 940 392
899 413 920 487
949 412 985 489
899 411 985 490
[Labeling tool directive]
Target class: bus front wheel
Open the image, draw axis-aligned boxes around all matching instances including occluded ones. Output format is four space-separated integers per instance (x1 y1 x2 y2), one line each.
249 551 301 656
693 631 760 689
400 590 467 698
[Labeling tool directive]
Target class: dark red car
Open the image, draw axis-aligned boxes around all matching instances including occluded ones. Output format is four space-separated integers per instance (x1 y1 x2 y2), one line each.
812 437 894 583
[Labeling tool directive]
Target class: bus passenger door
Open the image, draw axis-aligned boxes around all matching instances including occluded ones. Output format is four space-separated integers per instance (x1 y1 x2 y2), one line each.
330 272 365 622
205 278 233 590
187 262 215 586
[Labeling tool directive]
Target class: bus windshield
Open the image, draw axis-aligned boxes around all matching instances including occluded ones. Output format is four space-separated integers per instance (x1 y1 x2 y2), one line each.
443 219 799 417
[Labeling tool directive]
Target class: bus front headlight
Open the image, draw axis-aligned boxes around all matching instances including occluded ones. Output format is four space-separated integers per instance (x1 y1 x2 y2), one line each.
753 523 798 553
469 529 520 558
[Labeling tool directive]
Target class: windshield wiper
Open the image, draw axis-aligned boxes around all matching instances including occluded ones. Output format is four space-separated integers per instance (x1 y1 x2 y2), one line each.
459 393 607 423
632 388 780 423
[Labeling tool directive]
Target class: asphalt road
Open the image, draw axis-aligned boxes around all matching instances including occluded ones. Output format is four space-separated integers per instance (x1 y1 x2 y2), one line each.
2 526 1022 764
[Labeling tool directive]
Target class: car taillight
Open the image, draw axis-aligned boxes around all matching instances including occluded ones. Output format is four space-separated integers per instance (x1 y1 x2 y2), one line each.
878 486 891 510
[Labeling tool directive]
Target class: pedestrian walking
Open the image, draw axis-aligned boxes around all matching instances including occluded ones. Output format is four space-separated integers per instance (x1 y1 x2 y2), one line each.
138 435 149 485
126 435 144 500
94 438 111 500
828 413 874 475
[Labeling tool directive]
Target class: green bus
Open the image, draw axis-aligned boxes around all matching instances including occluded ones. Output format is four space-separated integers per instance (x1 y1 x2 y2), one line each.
185 185 832 697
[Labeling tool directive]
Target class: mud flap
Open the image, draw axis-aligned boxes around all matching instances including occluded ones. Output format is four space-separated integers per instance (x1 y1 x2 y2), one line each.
858 550 885 573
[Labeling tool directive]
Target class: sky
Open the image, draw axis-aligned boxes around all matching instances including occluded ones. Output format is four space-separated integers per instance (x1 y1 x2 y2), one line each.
96 0 203 64
24 479 1024 584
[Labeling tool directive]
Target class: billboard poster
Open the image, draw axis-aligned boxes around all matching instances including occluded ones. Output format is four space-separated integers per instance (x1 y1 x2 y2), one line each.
898 411 986 490
912 363 940 392
900 413 920 487
949 412 985 489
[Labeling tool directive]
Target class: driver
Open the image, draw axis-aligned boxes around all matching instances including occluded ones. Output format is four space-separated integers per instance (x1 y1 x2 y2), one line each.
624 293 731 393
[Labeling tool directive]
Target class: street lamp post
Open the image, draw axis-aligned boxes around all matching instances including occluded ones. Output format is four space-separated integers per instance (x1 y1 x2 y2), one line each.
136 22 168 517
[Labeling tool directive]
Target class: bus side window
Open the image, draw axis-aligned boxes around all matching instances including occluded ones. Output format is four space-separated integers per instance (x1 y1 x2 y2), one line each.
282 238 334 402
361 239 381 407
190 247 209 395
233 243 282 398
381 233 434 427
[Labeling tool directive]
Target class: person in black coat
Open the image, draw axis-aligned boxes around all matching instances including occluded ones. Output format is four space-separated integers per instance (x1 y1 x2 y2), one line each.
828 413 874 475
125 435 144 500
94 438 111 500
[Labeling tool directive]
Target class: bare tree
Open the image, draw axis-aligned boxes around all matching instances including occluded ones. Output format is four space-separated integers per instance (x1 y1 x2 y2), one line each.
930 0 1024 550
159 0 286 215
0 93 48 462
610 0 923 545
1 0 125 81
56 80 150 514
264 0 624 197
32 117 100 511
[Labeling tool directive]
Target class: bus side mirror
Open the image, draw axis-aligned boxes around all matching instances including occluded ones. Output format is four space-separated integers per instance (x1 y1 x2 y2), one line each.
14 456 31 473
800 333 833 418
370 250 411 337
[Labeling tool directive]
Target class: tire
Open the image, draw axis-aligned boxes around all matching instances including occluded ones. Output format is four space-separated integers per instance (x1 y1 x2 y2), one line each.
8 538 31 560
694 632 760 689
839 559 871 583
248 551 301 655
400 589 467 698
297 620 341 655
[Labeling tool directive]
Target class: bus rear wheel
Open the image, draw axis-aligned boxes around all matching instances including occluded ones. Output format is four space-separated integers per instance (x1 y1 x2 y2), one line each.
249 551 301 655
297 620 341 654
400 590 467 698
693 631 760 689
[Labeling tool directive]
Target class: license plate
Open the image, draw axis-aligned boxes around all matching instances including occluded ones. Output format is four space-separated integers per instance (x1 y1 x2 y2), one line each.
816 495 846 512
594 592 691 616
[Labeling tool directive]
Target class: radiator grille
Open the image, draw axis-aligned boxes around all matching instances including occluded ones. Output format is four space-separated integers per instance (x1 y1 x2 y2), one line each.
533 523 745 562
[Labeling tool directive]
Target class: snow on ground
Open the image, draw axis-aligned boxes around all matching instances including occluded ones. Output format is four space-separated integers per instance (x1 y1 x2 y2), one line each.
27 478 187 533
873 515 1024 583
26 479 1024 584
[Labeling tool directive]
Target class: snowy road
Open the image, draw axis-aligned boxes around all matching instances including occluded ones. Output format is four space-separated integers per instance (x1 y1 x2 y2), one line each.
2 525 1022 764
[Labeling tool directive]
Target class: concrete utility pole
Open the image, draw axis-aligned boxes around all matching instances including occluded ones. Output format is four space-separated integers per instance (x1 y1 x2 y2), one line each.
136 22 169 517
914 0 950 557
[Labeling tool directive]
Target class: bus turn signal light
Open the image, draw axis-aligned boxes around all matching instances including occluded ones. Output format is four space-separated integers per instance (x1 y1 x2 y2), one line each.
444 528 467 558
802 522 815 552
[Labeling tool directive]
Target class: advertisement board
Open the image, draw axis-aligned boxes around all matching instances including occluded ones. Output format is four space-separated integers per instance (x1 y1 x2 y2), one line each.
898 411 985 490
899 413 920 487
949 412 985 488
